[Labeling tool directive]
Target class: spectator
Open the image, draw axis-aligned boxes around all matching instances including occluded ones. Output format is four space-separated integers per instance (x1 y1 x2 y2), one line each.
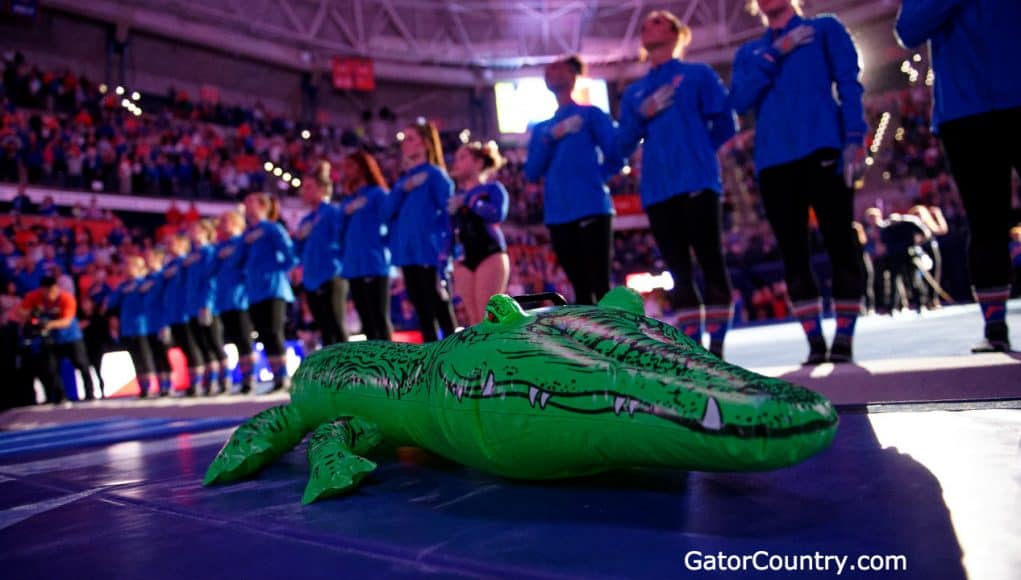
166 200 183 225
184 200 200 224
38 195 58 216
10 182 33 214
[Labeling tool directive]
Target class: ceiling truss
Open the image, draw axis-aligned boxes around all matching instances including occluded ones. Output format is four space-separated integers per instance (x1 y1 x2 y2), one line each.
45 0 897 86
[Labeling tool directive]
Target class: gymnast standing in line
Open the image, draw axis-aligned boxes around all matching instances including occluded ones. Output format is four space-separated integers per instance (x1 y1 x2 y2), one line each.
296 161 348 347
184 219 230 395
337 151 394 341
162 232 207 395
244 193 298 391
730 0 868 363
215 210 257 394
383 119 457 342
617 10 738 358
448 141 510 325
142 248 174 396
524 55 623 305
106 255 156 397
897 0 1020 352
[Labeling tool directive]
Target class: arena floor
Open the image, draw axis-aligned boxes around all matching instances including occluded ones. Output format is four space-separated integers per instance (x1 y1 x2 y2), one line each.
1 303 1018 578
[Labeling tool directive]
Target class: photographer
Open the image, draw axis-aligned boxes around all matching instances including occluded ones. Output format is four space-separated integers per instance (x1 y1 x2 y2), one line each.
879 213 931 314
18 275 97 403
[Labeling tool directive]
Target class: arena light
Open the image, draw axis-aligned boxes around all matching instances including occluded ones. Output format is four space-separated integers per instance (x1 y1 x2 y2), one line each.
131 91 141 101
99 83 108 94
870 112 891 154
291 178 302 188
925 69 934 87
115 86 125 96
282 172 292 182
621 165 632 176
133 109 142 117
301 129 311 140
882 171 891 180
494 76 610 134
865 157 875 167
912 54 922 63
396 131 405 142
625 271 674 293
459 129 471 144
121 98 131 108
273 167 283 177
264 161 274 172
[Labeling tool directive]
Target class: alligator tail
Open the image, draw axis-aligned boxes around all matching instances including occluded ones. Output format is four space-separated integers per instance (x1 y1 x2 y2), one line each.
203 404 311 485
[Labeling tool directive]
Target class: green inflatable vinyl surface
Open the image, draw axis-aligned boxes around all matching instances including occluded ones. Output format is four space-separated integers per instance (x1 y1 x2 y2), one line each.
205 287 838 502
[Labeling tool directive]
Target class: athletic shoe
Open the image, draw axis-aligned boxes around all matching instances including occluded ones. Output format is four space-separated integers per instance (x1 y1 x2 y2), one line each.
270 376 291 392
802 336 828 366
972 322 1011 353
828 335 854 363
238 376 255 394
708 340 724 360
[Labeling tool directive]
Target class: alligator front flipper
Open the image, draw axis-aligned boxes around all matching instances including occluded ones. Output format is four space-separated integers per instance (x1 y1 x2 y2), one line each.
302 417 382 504
204 404 309 485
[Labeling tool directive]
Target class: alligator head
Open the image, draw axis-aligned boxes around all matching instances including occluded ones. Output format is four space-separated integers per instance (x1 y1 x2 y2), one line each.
429 287 838 477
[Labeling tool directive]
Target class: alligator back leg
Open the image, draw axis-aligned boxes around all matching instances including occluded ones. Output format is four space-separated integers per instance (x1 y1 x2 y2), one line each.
303 417 382 504
203 405 309 485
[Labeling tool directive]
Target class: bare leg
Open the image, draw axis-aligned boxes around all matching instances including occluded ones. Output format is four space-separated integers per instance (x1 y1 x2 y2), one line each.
454 262 479 326
473 253 510 324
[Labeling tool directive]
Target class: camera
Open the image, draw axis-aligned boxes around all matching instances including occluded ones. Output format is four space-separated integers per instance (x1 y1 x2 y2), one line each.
22 309 53 347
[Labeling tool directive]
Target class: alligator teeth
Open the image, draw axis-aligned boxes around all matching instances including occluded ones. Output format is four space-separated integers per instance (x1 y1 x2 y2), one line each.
701 397 722 431
527 387 551 409
455 385 465 401
539 391 551 409
627 399 640 417
613 396 628 415
482 372 495 397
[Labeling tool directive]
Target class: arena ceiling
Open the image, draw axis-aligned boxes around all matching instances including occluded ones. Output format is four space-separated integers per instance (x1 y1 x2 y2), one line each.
46 0 901 86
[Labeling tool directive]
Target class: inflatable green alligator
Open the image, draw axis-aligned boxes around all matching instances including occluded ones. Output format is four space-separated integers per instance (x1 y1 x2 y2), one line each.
204 287 838 503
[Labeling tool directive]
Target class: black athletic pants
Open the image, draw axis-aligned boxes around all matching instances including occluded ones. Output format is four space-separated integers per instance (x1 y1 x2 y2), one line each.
758 148 866 303
146 333 172 374
28 345 64 404
54 340 96 399
171 322 203 367
249 299 288 357
547 214 613 305
221 309 255 356
38 340 97 401
190 317 226 364
83 331 107 390
306 277 349 346
124 335 155 376
348 276 393 341
402 266 456 342
646 191 732 308
938 107 1021 290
